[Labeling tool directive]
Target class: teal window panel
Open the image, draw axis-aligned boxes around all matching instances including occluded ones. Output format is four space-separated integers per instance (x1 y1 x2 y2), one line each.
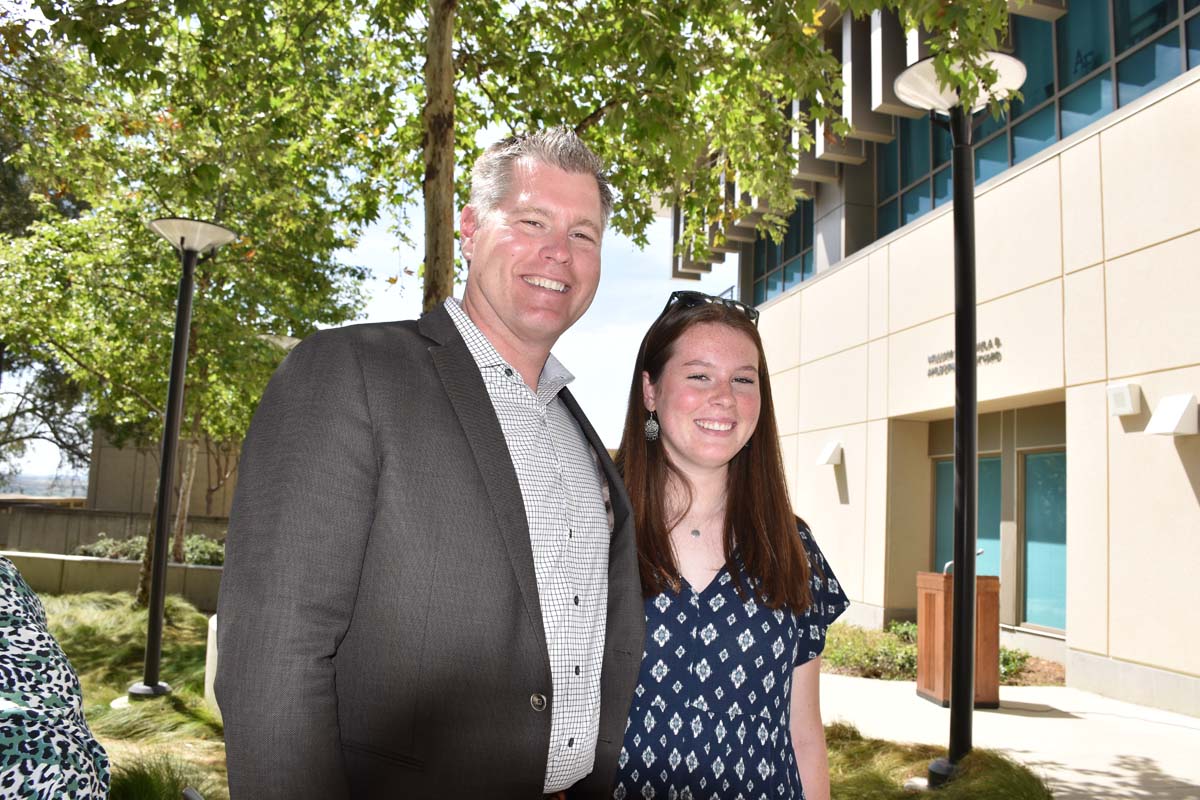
766 238 780 274
900 114 931 187
978 457 1002 578
1189 14 1200 68
801 250 815 282
878 197 899 238
1024 452 1067 630
975 135 1009 184
933 167 952 208
1189 0 1200 11
784 202 804 260
1061 72 1114 137
935 460 954 573
1013 104 1057 164
801 198 814 251
1118 28 1182 106
901 178 932 226
753 278 766 305
1058 0 1112 87
976 109 1007 143
753 238 767 278
1114 0 1177 54
1013 16 1056 116
765 268 782 300
877 138 899 202
933 120 952 168
934 457 1002 577
783 256 805 289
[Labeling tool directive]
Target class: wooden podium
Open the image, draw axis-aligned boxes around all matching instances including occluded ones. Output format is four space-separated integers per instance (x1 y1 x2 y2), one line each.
915 572 1000 709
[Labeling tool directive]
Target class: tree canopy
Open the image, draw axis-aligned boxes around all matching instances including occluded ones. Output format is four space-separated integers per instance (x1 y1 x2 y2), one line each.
0 0 1014 484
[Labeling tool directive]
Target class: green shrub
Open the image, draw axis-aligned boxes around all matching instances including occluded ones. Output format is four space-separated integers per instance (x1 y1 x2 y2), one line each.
825 623 1035 684
886 619 917 644
999 646 1031 679
824 624 918 680
183 535 225 566
75 532 225 566
76 533 147 561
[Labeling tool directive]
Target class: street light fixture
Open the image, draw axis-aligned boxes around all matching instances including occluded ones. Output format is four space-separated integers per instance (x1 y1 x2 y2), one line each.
893 52 1025 787
128 218 236 700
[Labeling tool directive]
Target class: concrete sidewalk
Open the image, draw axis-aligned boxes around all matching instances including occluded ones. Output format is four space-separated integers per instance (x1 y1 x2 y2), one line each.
820 673 1200 799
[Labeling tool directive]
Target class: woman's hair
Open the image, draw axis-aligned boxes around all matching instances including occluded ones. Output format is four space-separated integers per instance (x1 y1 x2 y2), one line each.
615 299 814 613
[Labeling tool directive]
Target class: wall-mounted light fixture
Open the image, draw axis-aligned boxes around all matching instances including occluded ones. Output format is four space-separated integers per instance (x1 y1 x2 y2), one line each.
817 441 843 466
1145 394 1198 436
1106 381 1142 417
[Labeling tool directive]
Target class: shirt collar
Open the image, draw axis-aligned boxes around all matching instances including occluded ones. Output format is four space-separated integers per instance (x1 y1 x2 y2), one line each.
444 297 574 402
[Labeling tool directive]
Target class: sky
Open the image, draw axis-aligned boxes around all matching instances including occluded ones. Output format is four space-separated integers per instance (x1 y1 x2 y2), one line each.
10 213 738 476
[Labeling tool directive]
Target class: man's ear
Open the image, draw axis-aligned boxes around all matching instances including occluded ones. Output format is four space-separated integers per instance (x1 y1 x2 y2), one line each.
460 205 479 262
642 370 656 412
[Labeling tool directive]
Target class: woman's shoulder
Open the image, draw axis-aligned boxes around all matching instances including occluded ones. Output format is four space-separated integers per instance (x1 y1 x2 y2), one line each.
793 519 849 609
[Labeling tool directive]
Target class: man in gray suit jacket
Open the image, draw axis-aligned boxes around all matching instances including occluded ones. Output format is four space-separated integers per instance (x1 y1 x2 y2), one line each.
215 129 644 798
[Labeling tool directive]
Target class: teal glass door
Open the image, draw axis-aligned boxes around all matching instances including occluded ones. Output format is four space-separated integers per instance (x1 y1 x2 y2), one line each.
1023 452 1067 630
934 457 1001 576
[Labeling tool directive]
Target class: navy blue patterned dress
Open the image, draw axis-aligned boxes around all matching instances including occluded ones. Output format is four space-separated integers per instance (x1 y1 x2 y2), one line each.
612 525 848 800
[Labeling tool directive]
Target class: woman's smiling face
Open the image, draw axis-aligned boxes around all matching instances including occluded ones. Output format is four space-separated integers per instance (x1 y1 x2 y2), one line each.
643 321 762 481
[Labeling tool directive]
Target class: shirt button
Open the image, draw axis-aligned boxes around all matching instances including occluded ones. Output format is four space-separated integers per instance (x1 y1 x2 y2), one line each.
530 693 547 712
568 529 573 539
568 737 575 748
574 665 580 676
573 595 580 606
504 367 513 377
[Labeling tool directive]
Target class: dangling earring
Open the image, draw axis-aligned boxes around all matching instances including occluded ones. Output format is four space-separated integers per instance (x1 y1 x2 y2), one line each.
644 411 660 442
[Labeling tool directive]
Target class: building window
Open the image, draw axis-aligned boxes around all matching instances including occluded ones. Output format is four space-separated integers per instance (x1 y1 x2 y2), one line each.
1023 451 1067 630
872 0 1200 240
934 456 1003 577
751 198 814 305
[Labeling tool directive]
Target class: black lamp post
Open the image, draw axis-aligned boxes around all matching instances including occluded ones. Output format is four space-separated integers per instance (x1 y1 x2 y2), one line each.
893 54 1025 786
128 218 236 700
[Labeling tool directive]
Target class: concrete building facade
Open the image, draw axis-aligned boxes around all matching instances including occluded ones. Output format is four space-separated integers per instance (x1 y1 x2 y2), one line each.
677 4 1200 715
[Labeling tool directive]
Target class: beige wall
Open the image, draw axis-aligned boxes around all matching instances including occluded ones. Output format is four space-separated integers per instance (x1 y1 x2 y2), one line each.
87 431 238 519
758 70 1200 712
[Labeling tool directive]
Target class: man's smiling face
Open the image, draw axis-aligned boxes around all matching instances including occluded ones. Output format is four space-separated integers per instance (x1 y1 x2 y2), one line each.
460 156 604 358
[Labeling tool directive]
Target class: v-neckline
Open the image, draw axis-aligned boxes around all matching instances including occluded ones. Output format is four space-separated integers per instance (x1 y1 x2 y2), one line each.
680 562 729 597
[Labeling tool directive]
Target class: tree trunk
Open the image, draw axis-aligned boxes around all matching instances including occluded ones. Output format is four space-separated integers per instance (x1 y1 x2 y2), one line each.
171 438 199 563
421 0 459 313
135 476 158 608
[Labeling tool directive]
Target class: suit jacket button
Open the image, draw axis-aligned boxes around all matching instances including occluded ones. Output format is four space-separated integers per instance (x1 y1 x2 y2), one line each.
530 693 548 712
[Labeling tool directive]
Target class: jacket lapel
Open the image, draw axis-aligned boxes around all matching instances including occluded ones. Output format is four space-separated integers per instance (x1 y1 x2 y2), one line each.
559 388 631 540
419 307 548 666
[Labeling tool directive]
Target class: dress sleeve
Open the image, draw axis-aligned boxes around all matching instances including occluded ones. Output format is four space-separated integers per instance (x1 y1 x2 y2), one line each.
793 523 850 667
0 558 111 798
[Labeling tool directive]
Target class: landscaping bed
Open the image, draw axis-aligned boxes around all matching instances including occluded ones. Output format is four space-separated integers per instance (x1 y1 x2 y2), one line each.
42 593 1057 799
822 621 1065 686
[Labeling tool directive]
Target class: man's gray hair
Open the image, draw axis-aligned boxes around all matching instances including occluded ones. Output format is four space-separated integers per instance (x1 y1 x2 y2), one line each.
469 127 614 228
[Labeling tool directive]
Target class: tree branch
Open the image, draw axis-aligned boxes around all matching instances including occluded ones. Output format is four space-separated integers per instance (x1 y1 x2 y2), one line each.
42 336 162 417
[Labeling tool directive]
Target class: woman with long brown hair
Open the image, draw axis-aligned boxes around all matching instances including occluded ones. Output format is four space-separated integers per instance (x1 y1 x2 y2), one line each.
611 291 848 800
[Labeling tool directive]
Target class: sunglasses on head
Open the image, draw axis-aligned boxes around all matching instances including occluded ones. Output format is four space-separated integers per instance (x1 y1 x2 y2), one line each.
660 290 760 325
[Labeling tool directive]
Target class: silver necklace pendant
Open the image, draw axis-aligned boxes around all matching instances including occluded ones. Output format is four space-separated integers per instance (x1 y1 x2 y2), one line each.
690 528 702 538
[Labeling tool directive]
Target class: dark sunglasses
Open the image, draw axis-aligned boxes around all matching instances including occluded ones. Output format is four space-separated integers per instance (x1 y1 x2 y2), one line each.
660 290 760 325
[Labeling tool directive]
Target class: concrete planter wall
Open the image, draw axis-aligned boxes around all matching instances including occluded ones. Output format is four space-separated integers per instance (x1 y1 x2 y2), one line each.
0 503 227 554
2 550 222 613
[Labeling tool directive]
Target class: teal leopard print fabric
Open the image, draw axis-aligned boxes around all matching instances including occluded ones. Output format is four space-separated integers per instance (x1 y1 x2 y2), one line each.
0 557 109 797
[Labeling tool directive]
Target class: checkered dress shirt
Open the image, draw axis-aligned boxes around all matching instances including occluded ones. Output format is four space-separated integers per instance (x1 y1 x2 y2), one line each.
446 299 610 792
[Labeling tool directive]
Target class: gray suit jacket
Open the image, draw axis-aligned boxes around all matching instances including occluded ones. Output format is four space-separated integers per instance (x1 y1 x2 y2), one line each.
215 305 644 799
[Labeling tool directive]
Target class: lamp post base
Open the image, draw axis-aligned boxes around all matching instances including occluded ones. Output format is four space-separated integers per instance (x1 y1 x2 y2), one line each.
128 681 172 700
928 757 957 788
